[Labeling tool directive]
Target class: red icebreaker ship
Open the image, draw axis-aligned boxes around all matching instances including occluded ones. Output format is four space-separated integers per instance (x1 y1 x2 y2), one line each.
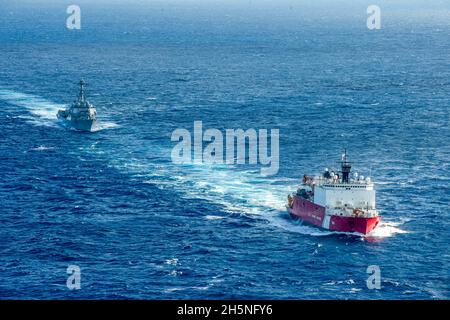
287 151 381 235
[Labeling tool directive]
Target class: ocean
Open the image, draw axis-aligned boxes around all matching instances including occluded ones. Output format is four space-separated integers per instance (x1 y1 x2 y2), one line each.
0 0 449 299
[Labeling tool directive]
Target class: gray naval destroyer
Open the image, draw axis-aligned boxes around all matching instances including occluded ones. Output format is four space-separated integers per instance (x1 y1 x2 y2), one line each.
57 79 97 132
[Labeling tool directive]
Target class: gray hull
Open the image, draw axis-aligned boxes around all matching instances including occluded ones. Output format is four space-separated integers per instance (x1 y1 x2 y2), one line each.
69 119 96 132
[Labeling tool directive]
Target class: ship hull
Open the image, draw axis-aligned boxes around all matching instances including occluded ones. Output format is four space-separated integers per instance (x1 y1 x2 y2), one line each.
70 119 96 132
58 116 96 132
287 196 381 235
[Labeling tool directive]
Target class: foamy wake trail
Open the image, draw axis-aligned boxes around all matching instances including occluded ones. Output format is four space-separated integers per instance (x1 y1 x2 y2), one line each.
0 88 118 130
160 162 295 215
115 155 293 215
0 88 62 127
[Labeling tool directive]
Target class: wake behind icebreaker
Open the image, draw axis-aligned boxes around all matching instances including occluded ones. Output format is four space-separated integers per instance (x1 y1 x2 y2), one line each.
287 151 381 235
57 79 97 132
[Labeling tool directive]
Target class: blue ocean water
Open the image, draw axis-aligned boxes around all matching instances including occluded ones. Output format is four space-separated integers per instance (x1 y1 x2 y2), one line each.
0 1 449 299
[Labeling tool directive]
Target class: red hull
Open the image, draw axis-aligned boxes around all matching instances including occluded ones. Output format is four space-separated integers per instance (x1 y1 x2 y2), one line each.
287 196 381 235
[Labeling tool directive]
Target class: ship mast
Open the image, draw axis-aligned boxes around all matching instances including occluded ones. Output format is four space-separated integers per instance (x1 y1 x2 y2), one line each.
78 79 86 102
340 149 352 183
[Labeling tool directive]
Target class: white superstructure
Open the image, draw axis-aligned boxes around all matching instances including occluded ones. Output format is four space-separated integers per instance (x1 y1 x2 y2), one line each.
301 150 379 218
314 181 375 210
